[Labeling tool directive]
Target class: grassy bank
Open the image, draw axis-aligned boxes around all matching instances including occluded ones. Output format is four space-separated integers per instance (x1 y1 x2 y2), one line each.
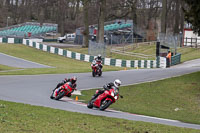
0 64 19 71
75 71 200 124
0 43 124 75
177 47 200 62
65 44 156 60
65 44 200 62
0 43 199 75
0 100 199 133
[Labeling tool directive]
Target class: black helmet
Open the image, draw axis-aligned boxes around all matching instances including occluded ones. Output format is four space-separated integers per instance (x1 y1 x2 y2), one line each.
97 54 101 59
71 76 77 84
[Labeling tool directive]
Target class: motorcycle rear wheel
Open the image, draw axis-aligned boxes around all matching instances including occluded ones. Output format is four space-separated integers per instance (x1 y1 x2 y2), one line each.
100 100 112 111
55 91 65 100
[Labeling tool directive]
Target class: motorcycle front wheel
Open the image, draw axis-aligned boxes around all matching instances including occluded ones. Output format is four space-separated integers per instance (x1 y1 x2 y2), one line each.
98 70 102 76
87 99 93 109
50 91 54 99
100 100 112 111
92 70 96 77
55 91 65 100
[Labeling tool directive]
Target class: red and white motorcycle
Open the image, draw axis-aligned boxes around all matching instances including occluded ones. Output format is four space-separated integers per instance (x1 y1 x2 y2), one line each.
87 87 123 111
91 60 102 77
50 82 76 100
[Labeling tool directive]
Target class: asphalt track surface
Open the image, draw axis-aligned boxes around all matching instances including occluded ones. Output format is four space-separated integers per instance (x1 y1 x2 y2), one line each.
0 52 52 68
0 56 200 129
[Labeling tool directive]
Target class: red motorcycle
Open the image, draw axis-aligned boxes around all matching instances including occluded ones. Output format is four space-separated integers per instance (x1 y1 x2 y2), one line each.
50 82 76 100
87 87 123 111
91 60 102 77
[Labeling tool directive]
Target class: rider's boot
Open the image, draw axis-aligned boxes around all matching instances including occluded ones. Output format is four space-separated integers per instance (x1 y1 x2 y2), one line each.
92 93 99 100
52 88 57 92
50 88 58 99
66 93 72 97
91 90 104 100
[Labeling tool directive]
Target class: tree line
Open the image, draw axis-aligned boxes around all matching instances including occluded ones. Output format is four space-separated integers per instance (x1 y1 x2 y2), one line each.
0 0 198 46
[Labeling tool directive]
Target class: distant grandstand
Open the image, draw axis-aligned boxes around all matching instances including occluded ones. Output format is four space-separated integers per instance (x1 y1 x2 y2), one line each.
104 23 132 31
75 19 144 45
0 22 57 38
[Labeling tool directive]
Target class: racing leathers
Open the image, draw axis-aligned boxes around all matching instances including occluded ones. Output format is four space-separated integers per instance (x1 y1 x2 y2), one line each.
92 82 116 100
54 82 76 98
94 57 103 69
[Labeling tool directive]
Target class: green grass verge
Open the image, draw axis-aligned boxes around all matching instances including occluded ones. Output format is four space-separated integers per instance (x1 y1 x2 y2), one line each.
65 44 156 60
0 100 199 133
75 71 200 124
177 47 200 62
0 64 19 71
65 44 200 62
0 43 199 75
0 43 124 75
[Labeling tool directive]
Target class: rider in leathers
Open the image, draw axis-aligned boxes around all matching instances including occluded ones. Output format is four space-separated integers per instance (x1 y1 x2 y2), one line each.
94 54 103 69
54 76 77 91
51 76 77 98
91 79 121 100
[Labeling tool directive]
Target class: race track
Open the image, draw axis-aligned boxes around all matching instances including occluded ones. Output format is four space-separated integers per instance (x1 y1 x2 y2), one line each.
0 52 52 68
0 57 200 129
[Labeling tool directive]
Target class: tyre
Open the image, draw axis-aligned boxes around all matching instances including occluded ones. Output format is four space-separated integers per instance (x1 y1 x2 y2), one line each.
55 91 65 100
98 70 102 76
100 100 112 111
87 99 93 109
50 91 54 99
92 70 96 77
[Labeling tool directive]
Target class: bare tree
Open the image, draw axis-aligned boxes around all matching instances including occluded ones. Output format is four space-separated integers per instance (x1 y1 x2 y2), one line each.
97 0 106 44
105 0 129 21
83 0 89 47
0 0 187 36
69 0 80 20
57 0 69 36
161 0 167 33
126 0 138 27
173 0 180 34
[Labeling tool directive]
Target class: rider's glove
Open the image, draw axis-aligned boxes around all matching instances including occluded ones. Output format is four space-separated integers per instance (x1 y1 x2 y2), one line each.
73 84 77 88
103 85 108 90
62 80 66 84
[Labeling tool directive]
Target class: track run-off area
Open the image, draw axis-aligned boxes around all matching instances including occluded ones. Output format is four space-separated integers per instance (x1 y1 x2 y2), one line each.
0 53 200 130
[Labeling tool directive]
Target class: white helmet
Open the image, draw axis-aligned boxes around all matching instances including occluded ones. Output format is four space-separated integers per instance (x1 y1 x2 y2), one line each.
114 79 121 88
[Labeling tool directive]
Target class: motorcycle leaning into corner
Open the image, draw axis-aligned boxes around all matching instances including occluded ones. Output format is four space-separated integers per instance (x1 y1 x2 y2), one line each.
91 60 102 77
50 82 76 100
87 86 123 111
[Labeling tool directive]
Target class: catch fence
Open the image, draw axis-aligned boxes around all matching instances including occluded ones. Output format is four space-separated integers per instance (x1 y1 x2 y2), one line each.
88 41 106 58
